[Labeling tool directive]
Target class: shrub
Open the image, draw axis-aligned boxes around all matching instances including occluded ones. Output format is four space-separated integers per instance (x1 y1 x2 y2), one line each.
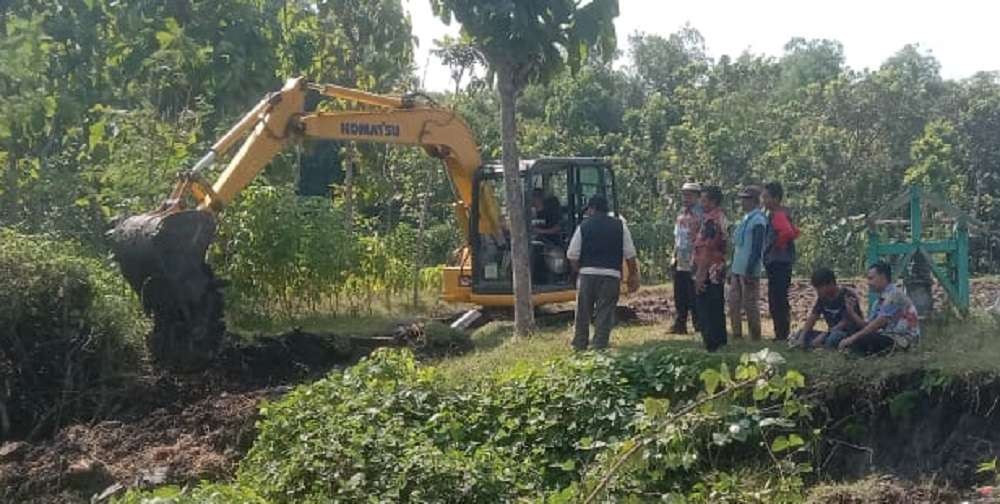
0 228 147 438
212 186 450 322
628 218 674 284
119 348 811 503
211 185 357 322
237 348 807 502
115 483 266 504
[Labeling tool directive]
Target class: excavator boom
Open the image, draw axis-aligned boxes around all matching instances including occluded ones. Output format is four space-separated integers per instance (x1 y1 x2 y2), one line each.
110 77 497 369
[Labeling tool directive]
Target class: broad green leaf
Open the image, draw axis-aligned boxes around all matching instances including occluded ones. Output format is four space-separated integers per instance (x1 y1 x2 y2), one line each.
700 369 720 394
771 435 790 453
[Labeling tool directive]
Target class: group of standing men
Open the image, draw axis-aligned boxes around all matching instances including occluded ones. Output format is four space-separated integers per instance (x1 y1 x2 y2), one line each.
568 182 921 356
671 182 798 351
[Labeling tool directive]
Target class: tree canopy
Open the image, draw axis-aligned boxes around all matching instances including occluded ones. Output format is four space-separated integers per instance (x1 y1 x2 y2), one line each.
1 3 998 289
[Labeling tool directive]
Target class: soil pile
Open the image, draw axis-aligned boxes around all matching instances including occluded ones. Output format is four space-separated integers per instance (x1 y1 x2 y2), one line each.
0 323 470 504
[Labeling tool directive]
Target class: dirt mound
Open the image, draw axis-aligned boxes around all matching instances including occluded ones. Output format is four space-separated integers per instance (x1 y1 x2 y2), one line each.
1 388 268 503
0 323 470 503
806 475 967 503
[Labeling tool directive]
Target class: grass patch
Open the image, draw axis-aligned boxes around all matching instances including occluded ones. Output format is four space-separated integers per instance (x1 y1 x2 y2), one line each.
437 311 1000 387
228 291 470 338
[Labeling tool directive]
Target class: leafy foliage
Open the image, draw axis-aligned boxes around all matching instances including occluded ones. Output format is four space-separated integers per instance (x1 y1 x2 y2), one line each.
111 347 814 503
212 185 446 323
0 228 147 437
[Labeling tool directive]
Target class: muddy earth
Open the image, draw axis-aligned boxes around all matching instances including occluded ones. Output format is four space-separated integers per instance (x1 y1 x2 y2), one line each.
0 325 469 504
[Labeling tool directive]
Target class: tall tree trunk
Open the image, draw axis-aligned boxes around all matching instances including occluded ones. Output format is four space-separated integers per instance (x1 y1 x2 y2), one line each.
497 71 535 336
344 145 355 235
413 162 433 308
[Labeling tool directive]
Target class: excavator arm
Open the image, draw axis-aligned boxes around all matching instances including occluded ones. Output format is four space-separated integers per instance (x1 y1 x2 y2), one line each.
177 77 501 237
110 77 500 369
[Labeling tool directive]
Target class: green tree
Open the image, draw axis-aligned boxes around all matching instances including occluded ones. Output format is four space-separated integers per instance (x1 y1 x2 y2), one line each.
906 119 963 198
431 0 620 336
628 25 708 96
432 34 485 95
778 38 844 93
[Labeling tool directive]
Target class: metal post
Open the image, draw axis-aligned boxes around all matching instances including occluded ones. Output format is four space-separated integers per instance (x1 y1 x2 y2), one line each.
910 186 923 244
957 220 971 313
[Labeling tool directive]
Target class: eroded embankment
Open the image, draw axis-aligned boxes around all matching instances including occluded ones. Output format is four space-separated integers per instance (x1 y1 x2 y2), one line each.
814 369 1000 489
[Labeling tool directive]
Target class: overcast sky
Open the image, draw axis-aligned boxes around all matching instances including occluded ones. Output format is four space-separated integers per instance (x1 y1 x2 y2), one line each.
403 0 1000 91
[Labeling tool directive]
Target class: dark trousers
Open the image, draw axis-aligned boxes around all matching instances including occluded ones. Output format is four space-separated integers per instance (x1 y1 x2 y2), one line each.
673 270 699 330
696 282 727 351
846 331 896 355
766 262 792 340
573 274 621 350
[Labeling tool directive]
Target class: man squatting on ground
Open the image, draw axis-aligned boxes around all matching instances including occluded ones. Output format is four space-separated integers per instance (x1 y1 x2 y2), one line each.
728 185 767 340
567 194 640 350
693 186 728 352
791 267 865 350
837 262 921 355
670 182 703 335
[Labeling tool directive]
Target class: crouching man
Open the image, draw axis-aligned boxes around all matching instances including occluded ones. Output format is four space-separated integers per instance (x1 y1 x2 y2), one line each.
567 195 640 351
838 262 921 355
791 267 864 350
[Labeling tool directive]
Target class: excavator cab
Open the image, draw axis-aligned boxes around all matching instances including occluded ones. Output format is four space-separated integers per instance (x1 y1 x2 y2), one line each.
456 158 617 306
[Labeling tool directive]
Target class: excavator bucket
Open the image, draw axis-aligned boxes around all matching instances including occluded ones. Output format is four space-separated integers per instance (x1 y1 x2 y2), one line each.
110 207 225 370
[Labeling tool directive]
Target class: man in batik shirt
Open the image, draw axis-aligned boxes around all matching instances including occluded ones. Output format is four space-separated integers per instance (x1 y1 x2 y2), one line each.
671 182 703 334
838 262 921 355
693 186 728 352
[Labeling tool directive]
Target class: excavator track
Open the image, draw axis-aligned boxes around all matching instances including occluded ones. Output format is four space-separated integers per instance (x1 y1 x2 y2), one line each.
111 209 226 370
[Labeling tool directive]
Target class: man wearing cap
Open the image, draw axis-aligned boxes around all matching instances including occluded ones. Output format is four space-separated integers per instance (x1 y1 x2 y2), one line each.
728 186 767 340
670 182 703 334
567 194 641 350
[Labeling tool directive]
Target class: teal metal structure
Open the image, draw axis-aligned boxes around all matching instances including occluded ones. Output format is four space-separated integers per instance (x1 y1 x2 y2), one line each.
866 186 974 314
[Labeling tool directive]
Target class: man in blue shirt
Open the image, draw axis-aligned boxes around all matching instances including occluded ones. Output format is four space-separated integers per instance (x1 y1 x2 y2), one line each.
727 185 767 340
838 262 921 355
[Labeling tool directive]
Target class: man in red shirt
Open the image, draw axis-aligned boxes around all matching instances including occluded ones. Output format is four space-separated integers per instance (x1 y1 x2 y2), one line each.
693 186 728 351
762 182 800 341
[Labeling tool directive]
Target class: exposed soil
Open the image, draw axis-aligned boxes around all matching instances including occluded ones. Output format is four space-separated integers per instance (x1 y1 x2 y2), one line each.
623 278 1000 325
0 324 469 504
818 371 1000 483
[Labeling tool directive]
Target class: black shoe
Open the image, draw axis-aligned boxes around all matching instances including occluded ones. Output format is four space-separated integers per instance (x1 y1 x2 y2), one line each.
671 323 688 335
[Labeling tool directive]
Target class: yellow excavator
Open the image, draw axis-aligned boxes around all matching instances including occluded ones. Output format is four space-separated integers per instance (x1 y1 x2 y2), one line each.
111 77 620 368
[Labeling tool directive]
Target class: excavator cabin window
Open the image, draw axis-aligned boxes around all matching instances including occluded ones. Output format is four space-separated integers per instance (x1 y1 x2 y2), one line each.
469 158 617 295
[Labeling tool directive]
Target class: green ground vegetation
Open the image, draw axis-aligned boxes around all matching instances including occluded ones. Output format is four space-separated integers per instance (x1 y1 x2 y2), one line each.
116 301 1000 503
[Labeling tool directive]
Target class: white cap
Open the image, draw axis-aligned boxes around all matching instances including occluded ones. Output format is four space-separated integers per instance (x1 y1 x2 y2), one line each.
681 182 702 193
